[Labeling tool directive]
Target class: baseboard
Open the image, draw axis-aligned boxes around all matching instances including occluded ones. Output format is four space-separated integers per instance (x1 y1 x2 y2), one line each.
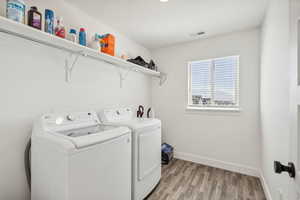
259 171 273 200
174 151 260 177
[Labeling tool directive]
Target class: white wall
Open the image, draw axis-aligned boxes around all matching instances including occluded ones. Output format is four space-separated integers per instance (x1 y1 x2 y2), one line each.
260 0 291 199
152 29 261 175
0 1 153 200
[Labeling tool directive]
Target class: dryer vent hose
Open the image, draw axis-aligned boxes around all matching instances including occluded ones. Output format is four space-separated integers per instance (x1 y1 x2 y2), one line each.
24 139 31 190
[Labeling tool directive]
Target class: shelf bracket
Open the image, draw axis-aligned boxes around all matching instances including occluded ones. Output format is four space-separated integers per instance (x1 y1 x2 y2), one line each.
65 51 82 82
116 67 133 88
159 72 167 86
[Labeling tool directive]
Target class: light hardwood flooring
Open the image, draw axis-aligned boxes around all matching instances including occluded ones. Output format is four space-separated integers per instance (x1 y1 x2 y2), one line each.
146 159 266 200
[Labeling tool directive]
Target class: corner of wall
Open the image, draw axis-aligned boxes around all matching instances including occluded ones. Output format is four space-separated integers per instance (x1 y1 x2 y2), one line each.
259 171 273 200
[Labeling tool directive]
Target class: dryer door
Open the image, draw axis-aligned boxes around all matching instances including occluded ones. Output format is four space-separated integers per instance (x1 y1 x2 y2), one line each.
138 126 161 181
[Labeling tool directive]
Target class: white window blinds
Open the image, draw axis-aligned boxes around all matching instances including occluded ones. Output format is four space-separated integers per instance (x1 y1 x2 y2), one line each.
188 56 239 109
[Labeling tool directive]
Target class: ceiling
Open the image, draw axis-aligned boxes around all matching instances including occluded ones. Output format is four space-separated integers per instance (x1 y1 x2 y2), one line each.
67 0 269 50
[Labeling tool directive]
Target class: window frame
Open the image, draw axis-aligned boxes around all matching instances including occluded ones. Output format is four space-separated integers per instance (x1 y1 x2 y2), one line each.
187 55 240 111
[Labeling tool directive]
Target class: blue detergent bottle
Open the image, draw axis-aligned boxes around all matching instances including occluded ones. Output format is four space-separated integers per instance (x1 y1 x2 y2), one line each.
45 9 54 34
79 28 87 46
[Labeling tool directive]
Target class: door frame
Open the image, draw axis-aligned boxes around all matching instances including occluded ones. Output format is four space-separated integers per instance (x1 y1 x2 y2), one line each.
289 0 300 199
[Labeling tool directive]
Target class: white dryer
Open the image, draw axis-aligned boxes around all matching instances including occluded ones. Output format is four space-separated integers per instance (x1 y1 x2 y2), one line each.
31 111 132 200
99 108 162 200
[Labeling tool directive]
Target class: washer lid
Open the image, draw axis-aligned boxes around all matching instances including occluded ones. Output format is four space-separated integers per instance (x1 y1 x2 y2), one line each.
56 125 118 138
54 126 130 149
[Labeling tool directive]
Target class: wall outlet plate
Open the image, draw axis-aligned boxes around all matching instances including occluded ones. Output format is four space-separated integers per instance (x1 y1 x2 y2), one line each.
277 188 284 200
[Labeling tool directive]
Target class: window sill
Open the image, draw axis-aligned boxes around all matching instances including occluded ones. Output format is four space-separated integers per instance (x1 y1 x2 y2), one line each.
186 106 241 112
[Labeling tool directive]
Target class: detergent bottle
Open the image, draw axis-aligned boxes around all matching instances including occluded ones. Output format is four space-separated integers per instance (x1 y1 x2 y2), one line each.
89 33 101 52
79 28 87 46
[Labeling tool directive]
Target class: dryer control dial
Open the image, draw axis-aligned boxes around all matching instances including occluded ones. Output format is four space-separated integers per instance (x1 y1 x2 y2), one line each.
66 115 74 121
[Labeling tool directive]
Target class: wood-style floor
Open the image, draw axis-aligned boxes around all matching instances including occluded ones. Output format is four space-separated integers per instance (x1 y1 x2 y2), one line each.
146 159 266 200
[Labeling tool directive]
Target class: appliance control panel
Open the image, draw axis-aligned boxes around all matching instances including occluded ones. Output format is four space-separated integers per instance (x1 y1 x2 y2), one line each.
100 108 133 122
42 111 100 131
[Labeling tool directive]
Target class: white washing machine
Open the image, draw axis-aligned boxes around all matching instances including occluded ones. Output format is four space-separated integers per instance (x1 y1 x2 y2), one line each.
31 111 132 200
99 108 162 200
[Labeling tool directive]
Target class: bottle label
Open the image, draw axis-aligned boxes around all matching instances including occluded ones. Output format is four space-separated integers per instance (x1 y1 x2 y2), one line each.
6 1 25 23
32 13 41 28
55 28 66 38
45 12 54 34
45 18 54 34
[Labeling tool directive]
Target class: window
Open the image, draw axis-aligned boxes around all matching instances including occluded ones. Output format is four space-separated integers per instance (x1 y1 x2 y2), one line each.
188 56 239 110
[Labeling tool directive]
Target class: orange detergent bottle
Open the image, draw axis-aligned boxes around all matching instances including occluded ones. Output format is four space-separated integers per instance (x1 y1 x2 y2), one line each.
100 34 115 56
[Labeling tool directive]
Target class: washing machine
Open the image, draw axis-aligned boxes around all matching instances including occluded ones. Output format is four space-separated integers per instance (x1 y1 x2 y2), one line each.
99 108 162 200
31 111 132 200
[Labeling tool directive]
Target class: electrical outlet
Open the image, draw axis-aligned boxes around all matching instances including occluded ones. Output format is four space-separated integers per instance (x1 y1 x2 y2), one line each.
297 191 300 200
277 188 284 200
